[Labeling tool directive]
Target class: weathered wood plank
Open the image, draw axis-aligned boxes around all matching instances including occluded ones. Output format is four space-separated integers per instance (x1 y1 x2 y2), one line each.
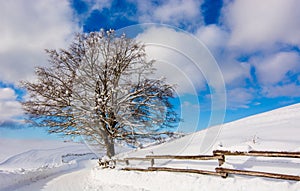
216 167 300 181
146 155 222 160
122 167 150 172
148 167 228 177
124 157 153 161
213 150 300 158
121 157 154 166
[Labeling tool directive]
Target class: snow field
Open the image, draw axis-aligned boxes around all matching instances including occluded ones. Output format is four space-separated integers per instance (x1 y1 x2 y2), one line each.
1 103 300 190
0 141 95 191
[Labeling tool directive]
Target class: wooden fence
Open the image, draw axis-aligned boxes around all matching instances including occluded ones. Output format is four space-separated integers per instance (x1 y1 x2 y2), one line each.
110 150 300 181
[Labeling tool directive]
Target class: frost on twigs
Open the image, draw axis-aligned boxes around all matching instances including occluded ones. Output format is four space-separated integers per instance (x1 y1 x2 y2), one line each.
21 29 181 158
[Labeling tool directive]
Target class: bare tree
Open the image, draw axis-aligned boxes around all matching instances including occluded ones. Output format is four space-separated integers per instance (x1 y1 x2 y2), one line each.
21 30 179 158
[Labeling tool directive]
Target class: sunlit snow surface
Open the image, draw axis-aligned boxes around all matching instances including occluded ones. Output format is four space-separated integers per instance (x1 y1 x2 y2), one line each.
1 104 300 190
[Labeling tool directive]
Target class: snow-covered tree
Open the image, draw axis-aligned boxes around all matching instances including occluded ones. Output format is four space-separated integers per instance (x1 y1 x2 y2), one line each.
21 30 179 157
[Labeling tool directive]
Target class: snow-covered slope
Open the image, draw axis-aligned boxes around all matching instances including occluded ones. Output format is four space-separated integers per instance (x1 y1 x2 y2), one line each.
0 140 96 191
103 103 300 190
120 103 300 158
217 103 300 151
1 103 300 191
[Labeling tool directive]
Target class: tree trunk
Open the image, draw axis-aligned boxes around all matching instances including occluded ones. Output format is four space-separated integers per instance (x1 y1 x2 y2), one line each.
99 121 116 158
105 136 115 158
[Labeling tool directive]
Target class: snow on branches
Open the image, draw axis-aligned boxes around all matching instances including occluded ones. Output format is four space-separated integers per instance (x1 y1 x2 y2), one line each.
21 30 180 157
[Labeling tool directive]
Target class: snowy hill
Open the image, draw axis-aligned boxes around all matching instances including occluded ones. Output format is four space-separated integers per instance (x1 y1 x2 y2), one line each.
1 103 300 190
98 103 300 190
0 140 96 191
122 103 300 157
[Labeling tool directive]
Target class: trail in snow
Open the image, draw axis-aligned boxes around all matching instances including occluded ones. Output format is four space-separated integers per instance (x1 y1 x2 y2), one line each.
0 140 96 191
14 160 95 191
15 160 146 191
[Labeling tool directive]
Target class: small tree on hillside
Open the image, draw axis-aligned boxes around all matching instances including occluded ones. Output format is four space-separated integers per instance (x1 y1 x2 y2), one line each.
21 29 179 157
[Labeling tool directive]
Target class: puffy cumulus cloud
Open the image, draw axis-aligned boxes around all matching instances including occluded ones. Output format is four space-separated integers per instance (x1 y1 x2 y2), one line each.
135 26 227 125
0 88 23 122
254 51 300 98
220 61 251 86
135 26 226 95
0 88 16 101
223 0 300 52
86 0 111 11
252 51 300 85
196 25 251 87
226 88 254 109
0 0 79 83
262 83 300 98
76 0 203 30
195 2 300 108
152 0 201 23
137 30 203 95
196 24 229 56
72 0 114 24
130 0 203 27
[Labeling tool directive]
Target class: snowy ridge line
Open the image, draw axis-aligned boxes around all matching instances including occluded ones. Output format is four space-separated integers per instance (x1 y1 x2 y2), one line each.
112 149 300 181
0 146 80 166
61 152 97 163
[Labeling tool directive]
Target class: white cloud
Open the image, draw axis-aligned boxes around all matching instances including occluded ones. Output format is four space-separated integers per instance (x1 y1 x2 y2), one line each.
196 24 229 56
87 0 111 11
223 0 300 52
226 88 254 109
196 25 251 87
133 25 227 122
0 0 79 83
135 26 226 95
195 2 300 105
252 51 300 85
73 0 111 23
0 88 23 122
262 83 300 98
0 88 16 100
250 51 300 99
131 0 203 26
220 61 251 86
153 0 201 23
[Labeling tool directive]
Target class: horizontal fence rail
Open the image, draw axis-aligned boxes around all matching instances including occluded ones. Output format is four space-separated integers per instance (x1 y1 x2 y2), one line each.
123 157 154 166
149 167 227 177
108 150 300 181
213 150 300 158
216 167 300 181
122 167 228 177
146 154 223 160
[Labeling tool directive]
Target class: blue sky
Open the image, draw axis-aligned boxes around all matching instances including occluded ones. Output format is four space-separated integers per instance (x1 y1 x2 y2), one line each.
1 0 300 139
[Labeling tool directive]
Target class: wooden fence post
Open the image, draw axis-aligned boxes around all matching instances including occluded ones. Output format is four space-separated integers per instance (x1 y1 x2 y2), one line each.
151 158 154 167
117 150 300 181
218 155 225 166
